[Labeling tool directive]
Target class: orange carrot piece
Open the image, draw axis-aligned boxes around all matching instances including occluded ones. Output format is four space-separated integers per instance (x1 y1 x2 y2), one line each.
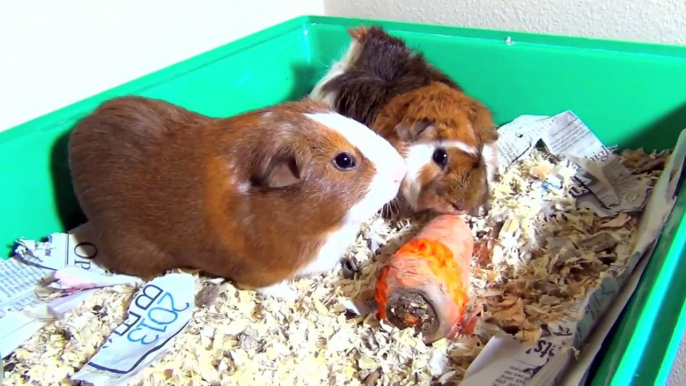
374 214 475 344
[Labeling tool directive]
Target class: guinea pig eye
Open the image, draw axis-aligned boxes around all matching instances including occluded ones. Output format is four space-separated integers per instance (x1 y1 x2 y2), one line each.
333 152 356 171
432 148 448 168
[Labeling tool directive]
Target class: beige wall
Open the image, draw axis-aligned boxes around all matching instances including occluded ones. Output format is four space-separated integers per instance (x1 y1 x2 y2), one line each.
325 0 686 45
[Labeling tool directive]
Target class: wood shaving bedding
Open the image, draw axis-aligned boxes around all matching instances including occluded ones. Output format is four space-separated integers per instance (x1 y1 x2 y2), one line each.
3 147 670 386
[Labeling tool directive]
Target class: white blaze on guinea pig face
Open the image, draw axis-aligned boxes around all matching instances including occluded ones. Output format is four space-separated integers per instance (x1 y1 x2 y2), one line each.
308 39 363 108
294 112 406 278
402 140 480 209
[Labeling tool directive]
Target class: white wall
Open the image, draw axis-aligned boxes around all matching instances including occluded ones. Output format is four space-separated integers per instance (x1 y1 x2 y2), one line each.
0 0 323 132
324 0 686 45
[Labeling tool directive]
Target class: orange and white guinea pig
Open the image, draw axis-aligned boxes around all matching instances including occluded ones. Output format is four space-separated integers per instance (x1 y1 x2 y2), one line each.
309 25 499 217
68 96 406 300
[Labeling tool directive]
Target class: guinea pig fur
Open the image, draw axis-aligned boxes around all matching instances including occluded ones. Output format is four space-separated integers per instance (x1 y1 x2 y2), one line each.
309 25 461 128
68 96 406 300
307 25 499 216
373 81 499 216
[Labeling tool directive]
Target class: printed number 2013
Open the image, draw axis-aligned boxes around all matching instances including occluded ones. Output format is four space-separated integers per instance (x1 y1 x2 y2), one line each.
127 292 191 345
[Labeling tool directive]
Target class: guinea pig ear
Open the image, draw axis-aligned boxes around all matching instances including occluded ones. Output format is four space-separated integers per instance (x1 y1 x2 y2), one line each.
264 159 301 188
348 26 369 42
468 104 499 144
253 148 311 189
394 119 435 142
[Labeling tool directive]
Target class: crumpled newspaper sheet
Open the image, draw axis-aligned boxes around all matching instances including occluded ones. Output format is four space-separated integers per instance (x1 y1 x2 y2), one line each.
0 224 141 359
461 112 686 386
71 273 195 386
497 111 651 218
561 127 686 386
2 226 192 386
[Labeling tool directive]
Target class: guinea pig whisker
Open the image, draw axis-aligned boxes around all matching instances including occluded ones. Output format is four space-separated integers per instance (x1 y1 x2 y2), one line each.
381 200 398 219
385 203 394 218
387 199 402 219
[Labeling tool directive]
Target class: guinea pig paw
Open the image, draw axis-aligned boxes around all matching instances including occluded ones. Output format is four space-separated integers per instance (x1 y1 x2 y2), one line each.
257 282 300 301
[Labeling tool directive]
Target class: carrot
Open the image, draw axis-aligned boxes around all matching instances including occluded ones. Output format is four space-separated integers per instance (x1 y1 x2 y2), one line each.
374 214 476 344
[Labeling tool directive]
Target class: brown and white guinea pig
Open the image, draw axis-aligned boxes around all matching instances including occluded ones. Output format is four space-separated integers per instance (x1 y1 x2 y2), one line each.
309 25 461 128
308 25 499 217
373 81 499 216
68 96 406 300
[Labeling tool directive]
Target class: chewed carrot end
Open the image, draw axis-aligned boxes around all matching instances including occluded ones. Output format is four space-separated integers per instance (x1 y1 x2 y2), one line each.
374 215 475 344
384 287 442 340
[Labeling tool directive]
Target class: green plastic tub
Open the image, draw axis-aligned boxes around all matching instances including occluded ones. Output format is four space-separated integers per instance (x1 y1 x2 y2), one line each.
2 15 686 386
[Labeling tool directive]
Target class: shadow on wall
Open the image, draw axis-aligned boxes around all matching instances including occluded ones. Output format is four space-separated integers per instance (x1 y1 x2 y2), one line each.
288 63 325 101
51 131 87 232
628 103 686 151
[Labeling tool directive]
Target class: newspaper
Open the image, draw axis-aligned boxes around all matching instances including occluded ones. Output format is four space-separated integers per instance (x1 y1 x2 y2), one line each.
496 114 549 167
0 223 141 358
560 126 686 385
461 113 686 386
2 223 103 318
497 111 650 218
0 305 53 363
560 240 657 385
48 289 99 318
71 273 195 386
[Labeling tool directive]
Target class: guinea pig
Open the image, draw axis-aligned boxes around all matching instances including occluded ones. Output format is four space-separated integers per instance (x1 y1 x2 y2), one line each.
373 81 499 216
308 25 499 217
309 25 461 128
67 96 406 300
